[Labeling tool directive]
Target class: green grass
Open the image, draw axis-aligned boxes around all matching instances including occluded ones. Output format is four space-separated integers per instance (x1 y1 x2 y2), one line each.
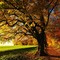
0 45 37 52
0 45 38 60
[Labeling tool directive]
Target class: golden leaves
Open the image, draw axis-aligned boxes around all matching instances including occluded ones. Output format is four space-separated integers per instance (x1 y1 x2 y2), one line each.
8 10 11 13
30 22 35 27
0 1 4 5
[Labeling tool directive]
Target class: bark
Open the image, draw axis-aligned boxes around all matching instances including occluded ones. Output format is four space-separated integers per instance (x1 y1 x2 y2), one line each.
37 30 48 56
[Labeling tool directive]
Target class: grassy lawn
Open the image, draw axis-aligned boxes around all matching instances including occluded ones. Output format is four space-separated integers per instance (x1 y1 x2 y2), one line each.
0 45 38 60
0 45 37 52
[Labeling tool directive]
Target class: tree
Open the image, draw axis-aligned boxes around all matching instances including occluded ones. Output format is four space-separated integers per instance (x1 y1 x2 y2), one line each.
0 0 59 56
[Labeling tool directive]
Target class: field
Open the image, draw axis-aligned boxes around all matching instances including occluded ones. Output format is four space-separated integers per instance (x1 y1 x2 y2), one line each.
0 45 38 60
0 45 37 52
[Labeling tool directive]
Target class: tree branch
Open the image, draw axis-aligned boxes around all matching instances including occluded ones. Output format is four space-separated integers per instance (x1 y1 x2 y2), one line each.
45 0 58 28
4 0 26 13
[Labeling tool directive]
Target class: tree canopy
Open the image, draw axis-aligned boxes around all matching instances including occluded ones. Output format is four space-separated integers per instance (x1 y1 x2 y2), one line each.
0 0 60 55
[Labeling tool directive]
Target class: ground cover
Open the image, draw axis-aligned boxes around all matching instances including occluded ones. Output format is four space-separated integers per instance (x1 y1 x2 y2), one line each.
0 45 37 60
0 45 37 52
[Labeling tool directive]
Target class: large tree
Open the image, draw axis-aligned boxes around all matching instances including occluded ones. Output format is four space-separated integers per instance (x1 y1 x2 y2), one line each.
0 0 59 56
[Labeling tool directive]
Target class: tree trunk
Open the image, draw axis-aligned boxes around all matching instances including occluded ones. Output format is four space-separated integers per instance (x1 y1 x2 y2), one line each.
37 30 48 56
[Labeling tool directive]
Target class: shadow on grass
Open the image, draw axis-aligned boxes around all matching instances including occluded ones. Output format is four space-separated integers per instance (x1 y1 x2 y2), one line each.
0 47 37 60
0 47 37 56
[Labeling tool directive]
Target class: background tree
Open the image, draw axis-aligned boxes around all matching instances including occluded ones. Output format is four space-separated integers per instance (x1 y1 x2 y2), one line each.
0 0 59 56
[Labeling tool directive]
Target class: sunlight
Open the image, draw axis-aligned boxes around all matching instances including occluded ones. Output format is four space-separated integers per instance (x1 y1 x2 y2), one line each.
0 40 14 46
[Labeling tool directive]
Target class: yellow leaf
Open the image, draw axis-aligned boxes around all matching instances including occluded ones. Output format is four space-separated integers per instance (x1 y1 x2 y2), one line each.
0 29 3 33
0 1 4 5
8 10 11 13
25 22 27 25
30 24 33 27
44 16 47 21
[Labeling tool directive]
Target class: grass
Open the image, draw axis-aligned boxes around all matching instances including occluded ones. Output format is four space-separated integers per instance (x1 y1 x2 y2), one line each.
0 45 38 60
0 45 37 52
